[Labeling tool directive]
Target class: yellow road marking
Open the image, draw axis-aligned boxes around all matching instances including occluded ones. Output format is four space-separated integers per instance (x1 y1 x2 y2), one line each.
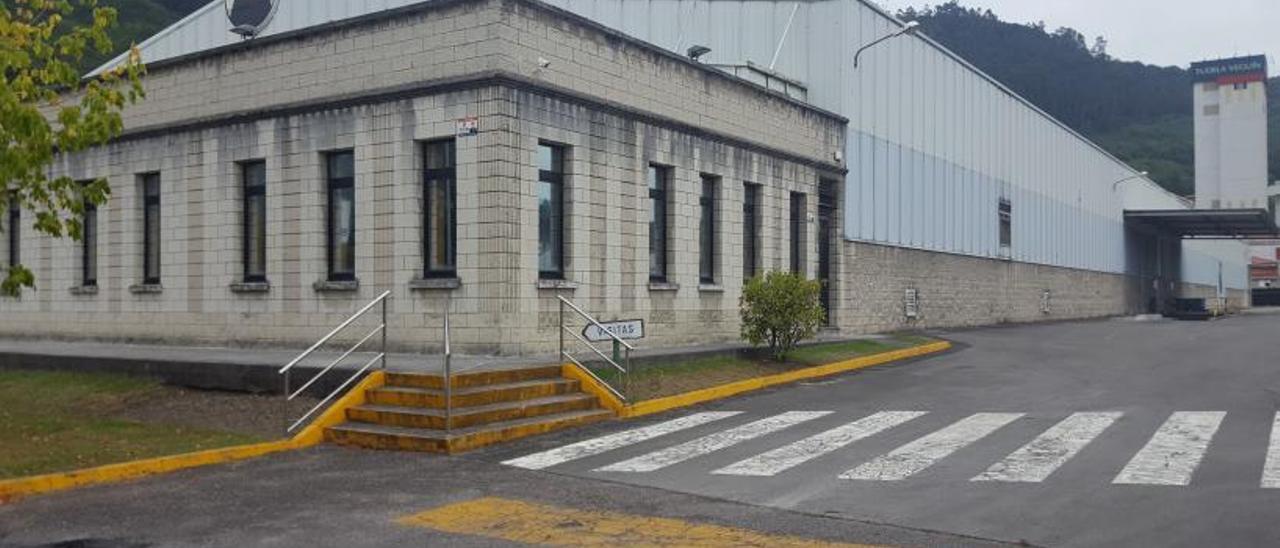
397 497 883 547
568 340 952 419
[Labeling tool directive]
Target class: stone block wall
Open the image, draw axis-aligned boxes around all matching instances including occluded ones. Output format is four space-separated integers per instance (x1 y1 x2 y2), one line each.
834 241 1148 333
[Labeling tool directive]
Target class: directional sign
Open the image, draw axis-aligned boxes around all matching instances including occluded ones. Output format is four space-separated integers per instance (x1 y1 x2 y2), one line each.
583 319 644 343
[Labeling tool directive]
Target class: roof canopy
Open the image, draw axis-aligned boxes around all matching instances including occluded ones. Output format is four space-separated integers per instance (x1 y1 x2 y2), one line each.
1124 209 1280 239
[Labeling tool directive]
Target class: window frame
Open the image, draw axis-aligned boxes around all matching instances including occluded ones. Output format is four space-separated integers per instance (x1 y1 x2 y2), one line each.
81 184 98 287
7 192 18 268
648 164 671 283
742 183 760 280
325 150 356 282
423 139 458 279
699 175 718 285
790 192 805 274
141 173 161 285
241 160 268 283
998 197 1013 250
537 142 566 280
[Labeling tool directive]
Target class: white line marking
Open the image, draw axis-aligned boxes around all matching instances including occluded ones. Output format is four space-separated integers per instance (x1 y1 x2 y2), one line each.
712 411 927 477
1262 413 1280 488
501 412 742 470
972 412 1122 483
1113 411 1225 486
595 411 832 473
841 413 1024 481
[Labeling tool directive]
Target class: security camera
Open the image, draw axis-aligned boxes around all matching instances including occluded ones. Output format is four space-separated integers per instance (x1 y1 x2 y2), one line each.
537 57 551 68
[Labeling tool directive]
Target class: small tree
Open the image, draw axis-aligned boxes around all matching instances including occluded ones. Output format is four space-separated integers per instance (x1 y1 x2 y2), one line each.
740 271 825 361
1 0 145 296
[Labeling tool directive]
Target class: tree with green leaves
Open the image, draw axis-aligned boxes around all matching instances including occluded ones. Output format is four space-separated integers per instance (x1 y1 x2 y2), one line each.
1 0 145 296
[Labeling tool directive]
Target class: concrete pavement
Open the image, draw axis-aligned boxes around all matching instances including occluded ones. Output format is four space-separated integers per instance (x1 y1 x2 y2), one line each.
484 313 1280 547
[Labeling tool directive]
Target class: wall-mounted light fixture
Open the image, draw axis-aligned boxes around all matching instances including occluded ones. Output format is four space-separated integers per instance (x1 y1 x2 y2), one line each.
1111 171 1150 193
853 21 920 69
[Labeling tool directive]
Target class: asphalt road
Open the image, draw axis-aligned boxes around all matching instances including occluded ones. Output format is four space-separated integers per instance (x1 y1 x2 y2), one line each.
482 312 1280 547
4 313 1279 547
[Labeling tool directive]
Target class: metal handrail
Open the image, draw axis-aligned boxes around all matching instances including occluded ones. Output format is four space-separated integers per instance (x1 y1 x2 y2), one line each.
562 326 626 374
288 353 383 433
557 296 632 402
280 290 391 374
287 324 384 400
562 350 625 401
557 296 635 351
281 290 390 433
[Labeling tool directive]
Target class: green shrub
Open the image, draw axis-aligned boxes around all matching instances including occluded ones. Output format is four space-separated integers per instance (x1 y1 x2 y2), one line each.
740 271 825 361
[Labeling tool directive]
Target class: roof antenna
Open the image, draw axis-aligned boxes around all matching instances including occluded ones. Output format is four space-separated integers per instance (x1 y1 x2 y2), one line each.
225 0 280 39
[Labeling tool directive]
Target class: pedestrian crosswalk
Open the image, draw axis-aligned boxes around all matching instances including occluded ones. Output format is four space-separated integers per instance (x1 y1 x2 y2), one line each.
502 410 1280 488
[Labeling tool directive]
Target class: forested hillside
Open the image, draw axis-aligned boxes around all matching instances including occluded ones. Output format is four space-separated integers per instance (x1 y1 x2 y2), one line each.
71 0 207 70
899 2 1278 197
60 0 1280 197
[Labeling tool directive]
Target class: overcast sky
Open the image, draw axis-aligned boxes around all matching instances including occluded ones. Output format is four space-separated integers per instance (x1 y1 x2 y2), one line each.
873 0 1279 69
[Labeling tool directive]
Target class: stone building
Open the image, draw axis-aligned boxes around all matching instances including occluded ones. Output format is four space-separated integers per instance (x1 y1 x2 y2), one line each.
0 0 845 354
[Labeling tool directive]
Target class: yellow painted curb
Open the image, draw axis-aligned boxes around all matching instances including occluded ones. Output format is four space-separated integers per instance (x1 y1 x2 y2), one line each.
568 341 952 419
0 370 386 504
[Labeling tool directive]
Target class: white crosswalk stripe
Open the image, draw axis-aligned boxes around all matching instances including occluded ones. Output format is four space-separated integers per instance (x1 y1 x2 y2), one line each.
595 411 833 473
504 409 1271 488
502 411 742 470
1113 411 1225 486
1261 413 1280 488
972 412 1122 483
713 411 928 477
840 413 1024 481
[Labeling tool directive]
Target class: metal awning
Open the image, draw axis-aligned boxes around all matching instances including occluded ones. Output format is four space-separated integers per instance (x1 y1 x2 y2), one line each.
1124 208 1280 239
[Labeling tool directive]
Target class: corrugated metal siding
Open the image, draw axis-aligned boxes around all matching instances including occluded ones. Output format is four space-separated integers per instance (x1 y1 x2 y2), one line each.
547 0 1247 285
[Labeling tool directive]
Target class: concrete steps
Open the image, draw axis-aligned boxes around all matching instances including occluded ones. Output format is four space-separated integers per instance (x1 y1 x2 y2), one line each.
325 366 613 454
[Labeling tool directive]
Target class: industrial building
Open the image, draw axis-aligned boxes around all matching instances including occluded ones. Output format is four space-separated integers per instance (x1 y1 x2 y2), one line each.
0 0 1265 354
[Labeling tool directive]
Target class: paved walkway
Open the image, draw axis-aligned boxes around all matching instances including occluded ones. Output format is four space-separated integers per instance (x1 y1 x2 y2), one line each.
0 329 892 379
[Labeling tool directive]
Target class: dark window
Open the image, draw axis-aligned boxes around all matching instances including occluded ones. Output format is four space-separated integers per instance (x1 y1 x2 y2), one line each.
649 165 670 282
82 186 97 287
242 161 267 283
999 198 1012 249
141 173 161 285
7 192 18 268
742 184 759 280
326 151 356 281
538 143 565 279
790 192 805 274
699 175 717 284
1234 82 1249 90
424 140 457 278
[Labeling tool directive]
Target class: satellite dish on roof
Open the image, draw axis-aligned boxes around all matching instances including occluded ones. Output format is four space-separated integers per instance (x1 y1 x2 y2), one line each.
225 0 279 38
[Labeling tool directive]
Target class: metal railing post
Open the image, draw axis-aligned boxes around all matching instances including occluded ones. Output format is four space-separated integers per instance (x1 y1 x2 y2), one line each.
283 370 290 436
558 298 565 364
443 292 452 434
380 295 388 370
